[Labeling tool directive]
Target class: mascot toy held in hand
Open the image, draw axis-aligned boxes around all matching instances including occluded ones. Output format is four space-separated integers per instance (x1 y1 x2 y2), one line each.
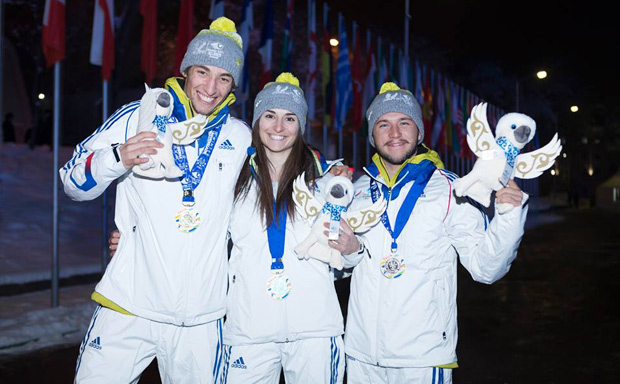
453 102 562 214
133 84 210 179
292 174 387 270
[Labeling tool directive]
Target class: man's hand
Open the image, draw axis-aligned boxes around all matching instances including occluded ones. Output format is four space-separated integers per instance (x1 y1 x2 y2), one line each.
119 131 164 169
496 179 524 208
324 220 360 255
329 165 353 181
109 229 120 258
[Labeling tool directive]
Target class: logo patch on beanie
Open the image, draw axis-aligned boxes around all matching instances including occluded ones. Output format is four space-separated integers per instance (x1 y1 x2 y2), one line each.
384 93 413 106
274 85 303 103
207 42 224 59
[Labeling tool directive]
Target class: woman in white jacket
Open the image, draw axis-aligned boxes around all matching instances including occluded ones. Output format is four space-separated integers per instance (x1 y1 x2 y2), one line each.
219 73 345 384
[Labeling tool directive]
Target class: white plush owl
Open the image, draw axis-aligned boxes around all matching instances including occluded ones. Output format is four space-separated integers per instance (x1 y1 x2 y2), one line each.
292 174 387 270
453 102 562 214
133 84 210 179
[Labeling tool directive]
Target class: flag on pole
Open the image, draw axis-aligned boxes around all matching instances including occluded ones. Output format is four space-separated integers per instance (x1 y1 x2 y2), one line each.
414 60 423 105
351 22 364 128
140 0 157 84
431 73 444 149
42 0 65 67
90 0 115 80
421 66 434 146
335 13 353 131
238 0 253 104
361 30 376 138
321 3 333 128
209 0 225 20
174 0 194 76
258 0 274 88
280 0 294 71
307 0 318 121
398 50 409 93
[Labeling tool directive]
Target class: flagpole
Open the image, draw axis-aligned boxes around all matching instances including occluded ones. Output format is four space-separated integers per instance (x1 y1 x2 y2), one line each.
352 21 358 171
306 0 311 144
365 29 371 166
0 0 4 142
404 0 410 58
102 79 109 271
52 61 61 307
337 13 343 159
322 2 328 155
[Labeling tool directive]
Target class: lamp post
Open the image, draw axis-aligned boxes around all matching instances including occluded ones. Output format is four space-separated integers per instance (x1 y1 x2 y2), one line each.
515 70 547 112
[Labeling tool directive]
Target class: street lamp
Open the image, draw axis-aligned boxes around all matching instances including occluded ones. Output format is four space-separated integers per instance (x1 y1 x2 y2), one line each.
515 70 547 112
570 105 579 113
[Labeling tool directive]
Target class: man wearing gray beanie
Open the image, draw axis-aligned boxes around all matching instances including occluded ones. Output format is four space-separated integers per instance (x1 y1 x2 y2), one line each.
329 82 530 383
63 16 251 383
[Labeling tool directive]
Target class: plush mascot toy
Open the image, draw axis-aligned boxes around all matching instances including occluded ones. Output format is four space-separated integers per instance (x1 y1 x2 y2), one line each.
292 174 387 270
133 84 210 179
453 102 562 214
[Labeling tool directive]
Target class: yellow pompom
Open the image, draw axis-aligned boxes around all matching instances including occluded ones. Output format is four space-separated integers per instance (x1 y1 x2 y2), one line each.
210 16 237 33
275 72 300 87
379 82 401 94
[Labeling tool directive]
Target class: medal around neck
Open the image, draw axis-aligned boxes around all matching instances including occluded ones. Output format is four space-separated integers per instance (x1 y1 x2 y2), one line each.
266 272 292 300
453 102 562 214
292 173 387 270
132 84 208 180
380 252 406 279
175 206 201 233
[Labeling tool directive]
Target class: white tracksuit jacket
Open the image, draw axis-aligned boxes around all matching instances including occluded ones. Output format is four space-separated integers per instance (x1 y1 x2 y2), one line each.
59 101 250 326
223 173 344 346
343 163 528 368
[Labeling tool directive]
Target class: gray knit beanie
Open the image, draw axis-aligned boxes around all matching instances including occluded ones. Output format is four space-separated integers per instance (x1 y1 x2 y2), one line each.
252 73 308 132
179 17 244 86
366 82 424 146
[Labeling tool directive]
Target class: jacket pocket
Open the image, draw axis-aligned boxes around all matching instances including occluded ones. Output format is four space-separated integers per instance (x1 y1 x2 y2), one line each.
433 278 451 341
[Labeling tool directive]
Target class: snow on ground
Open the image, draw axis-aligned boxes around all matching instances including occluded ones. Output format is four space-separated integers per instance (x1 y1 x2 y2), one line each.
0 143 565 360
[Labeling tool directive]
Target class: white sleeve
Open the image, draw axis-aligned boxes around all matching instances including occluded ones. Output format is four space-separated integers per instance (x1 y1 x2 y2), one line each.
59 102 139 201
449 193 529 284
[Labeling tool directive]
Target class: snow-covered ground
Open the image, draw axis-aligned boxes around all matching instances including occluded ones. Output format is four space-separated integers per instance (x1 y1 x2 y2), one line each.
0 143 565 360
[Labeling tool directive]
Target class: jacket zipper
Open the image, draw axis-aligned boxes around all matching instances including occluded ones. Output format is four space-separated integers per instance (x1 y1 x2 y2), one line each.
375 186 391 364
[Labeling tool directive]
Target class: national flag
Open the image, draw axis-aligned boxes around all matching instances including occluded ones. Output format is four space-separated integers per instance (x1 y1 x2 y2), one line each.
431 73 444 149
351 22 363 129
414 60 423 105
280 0 294 71
238 0 253 103
307 0 318 121
334 13 353 131
421 66 434 146
90 0 115 80
360 31 376 138
398 50 409 92
209 0 225 20
258 0 274 88
42 0 65 67
174 0 194 77
320 3 333 128
378 40 389 83
140 0 157 84
443 79 453 153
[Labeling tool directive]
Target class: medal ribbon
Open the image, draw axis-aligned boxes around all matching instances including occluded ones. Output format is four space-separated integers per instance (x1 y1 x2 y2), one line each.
172 106 228 205
267 202 287 271
370 160 436 252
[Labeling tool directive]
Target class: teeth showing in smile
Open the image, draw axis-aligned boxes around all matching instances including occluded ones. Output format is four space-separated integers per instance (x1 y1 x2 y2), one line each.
198 93 215 103
270 135 285 140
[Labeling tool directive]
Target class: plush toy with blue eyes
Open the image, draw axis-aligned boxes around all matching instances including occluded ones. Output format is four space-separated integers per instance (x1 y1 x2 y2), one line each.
453 102 562 214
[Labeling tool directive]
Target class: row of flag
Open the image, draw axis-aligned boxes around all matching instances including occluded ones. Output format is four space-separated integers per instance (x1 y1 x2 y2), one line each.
41 0 507 161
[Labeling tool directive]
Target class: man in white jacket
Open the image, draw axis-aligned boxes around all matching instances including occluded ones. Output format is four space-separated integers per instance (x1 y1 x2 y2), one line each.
331 82 528 383
60 18 251 384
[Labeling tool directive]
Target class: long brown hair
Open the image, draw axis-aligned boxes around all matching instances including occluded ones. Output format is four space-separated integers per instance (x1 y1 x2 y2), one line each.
234 121 319 227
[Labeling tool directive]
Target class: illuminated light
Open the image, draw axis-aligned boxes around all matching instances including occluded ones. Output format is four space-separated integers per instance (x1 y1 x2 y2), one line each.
38 93 45 100
329 38 339 47
550 169 556 176
536 70 548 79
588 167 594 176
562 153 567 158
570 105 579 112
